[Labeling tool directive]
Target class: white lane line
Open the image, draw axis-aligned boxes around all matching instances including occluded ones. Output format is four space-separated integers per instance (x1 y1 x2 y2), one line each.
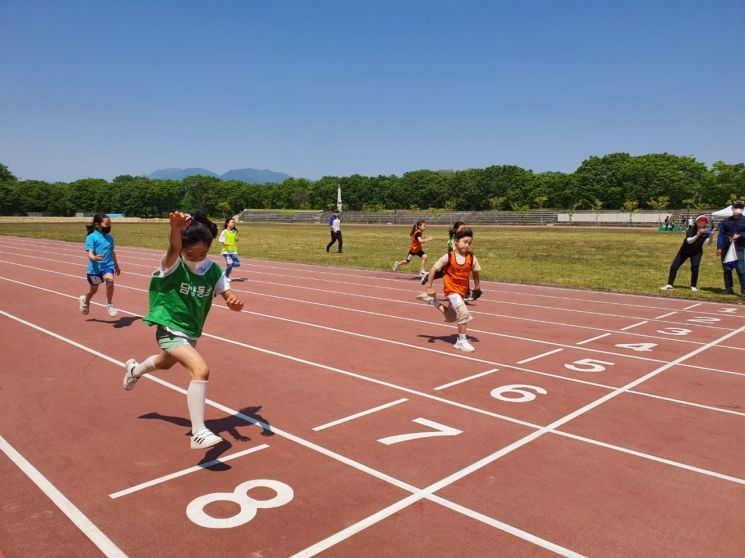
683 303 703 310
620 320 648 331
554 430 745 485
4 271 745 399
576 333 611 345
312 399 409 431
293 314 745 555
516 348 564 365
434 369 499 391
109 444 270 499
655 311 678 319
0 309 579 557
0 435 127 558
2 242 738 332
7 238 744 321
291 489 585 558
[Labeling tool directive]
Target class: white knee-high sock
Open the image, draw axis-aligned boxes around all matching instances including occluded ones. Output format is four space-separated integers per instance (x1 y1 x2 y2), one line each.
187 380 209 434
133 355 158 378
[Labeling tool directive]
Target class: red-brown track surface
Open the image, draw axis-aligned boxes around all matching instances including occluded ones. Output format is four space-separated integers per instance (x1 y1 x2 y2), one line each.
1 235 744 557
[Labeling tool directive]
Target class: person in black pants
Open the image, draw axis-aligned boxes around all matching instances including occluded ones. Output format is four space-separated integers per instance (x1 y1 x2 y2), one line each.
660 214 712 292
716 199 745 295
326 209 343 253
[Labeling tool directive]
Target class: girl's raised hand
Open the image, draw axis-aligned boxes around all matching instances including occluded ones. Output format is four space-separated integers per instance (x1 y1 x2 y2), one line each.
169 211 192 230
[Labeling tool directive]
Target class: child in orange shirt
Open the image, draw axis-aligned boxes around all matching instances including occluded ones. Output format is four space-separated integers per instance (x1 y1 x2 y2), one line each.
419 227 482 352
392 220 432 276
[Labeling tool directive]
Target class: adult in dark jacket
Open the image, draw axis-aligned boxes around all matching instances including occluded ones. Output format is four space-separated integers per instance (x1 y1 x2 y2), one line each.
717 199 745 295
661 215 712 292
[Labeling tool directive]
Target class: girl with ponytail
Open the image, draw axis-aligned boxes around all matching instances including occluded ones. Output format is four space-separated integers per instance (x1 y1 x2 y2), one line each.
123 211 244 450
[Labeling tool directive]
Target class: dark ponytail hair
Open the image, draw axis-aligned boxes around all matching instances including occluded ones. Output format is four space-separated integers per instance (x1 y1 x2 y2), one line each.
454 227 473 241
85 214 107 235
224 217 238 232
410 220 426 237
182 211 218 248
449 221 465 237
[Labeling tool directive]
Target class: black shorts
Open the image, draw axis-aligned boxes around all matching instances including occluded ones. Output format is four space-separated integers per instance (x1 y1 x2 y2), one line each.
406 250 425 260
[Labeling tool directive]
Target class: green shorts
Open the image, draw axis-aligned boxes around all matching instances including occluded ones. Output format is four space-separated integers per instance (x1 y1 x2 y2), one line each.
156 326 198 353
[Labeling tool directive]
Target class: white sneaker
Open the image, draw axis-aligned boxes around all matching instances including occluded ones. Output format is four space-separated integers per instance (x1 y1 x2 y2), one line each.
660 284 674 290
122 359 139 391
106 304 118 317
419 270 427 277
453 339 475 352
416 293 435 303
690 286 698 292
392 261 400 272
420 273 429 285
191 428 223 449
79 295 89 315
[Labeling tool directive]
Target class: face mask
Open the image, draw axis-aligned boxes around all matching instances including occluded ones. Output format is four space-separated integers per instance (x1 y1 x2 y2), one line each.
182 257 208 274
734 209 743 216
100 226 111 234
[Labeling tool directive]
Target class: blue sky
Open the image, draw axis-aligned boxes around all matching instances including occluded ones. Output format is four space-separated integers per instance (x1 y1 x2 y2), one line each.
1 0 743 182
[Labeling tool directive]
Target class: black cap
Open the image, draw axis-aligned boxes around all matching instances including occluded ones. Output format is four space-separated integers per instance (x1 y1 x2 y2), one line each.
733 200 745 208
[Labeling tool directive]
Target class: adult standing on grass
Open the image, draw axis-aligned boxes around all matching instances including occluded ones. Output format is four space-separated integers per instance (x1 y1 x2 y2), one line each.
660 215 712 292
716 199 745 296
326 209 343 253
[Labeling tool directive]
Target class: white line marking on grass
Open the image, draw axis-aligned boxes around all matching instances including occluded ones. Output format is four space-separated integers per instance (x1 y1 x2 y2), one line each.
109 444 269 499
433 369 499 391
620 320 648 331
516 348 564 364
655 311 678 319
312 399 409 431
0 435 127 558
576 333 611 345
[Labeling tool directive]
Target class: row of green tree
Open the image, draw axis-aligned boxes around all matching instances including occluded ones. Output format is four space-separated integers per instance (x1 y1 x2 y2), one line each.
1 154 744 217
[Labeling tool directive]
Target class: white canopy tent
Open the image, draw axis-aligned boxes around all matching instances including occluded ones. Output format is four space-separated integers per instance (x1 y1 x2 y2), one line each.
713 205 733 218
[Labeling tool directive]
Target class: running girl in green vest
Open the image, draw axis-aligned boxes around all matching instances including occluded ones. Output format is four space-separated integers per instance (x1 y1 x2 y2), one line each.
122 211 244 450
219 217 240 280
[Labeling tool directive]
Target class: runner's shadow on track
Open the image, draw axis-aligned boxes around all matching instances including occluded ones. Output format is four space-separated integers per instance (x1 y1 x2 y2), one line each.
417 333 478 347
86 316 141 328
138 406 275 470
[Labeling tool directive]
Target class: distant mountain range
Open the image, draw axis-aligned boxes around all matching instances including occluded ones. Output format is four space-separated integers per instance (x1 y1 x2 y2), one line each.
147 167 291 184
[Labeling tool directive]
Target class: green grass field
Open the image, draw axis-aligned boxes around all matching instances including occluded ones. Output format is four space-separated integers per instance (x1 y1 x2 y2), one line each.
0 222 737 302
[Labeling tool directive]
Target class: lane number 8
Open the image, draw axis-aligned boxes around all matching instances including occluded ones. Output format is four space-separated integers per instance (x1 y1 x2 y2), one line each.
187 479 294 529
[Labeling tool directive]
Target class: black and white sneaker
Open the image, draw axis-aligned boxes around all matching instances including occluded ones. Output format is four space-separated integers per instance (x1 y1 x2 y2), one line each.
122 359 139 391
191 428 223 449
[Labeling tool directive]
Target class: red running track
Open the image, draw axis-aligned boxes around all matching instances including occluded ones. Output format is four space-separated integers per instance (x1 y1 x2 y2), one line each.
1 235 744 557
